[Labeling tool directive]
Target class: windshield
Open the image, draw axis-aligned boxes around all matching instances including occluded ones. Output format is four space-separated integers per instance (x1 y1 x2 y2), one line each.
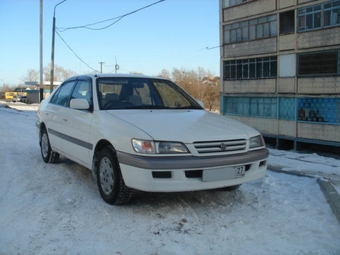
97 77 203 110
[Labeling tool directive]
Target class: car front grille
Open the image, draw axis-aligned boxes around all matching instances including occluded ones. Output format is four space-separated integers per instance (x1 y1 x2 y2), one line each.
193 139 247 154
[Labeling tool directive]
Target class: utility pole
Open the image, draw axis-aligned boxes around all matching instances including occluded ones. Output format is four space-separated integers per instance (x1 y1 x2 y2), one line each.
40 0 43 102
115 57 119 73
0 79 4 93
50 0 66 94
99 62 105 73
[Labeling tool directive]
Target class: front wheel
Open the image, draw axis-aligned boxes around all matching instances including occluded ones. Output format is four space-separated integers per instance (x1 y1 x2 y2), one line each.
40 128 59 163
97 146 133 205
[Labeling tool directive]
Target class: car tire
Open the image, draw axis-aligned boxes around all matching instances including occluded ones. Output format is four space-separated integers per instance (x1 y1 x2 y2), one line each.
221 184 242 191
40 128 60 163
97 146 133 205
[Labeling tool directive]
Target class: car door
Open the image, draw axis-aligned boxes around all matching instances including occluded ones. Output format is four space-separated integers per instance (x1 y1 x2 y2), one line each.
59 78 93 167
45 80 77 153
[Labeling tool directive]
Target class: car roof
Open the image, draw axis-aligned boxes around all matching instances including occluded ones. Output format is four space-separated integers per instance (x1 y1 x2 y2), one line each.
65 73 165 82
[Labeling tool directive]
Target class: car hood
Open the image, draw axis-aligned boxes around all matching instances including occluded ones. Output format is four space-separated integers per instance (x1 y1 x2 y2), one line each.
107 110 259 142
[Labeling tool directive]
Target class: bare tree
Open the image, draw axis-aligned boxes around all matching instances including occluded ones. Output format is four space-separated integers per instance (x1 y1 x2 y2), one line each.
22 69 39 82
157 69 170 79
171 68 197 96
42 64 77 82
158 67 220 112
0 83 17 92
54 65 77 81
202 78 220 111
129 71 144 75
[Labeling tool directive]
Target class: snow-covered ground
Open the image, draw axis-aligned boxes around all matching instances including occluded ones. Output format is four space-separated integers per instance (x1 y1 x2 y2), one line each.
1 102 340 255
269 147 340 195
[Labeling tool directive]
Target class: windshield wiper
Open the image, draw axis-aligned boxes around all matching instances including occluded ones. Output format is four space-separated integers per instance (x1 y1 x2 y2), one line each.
176 106 202 109
126 105 170 109
124 105 202 110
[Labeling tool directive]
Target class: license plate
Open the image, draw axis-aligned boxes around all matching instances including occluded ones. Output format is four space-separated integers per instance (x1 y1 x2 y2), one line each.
235 165 246 178
203 166 245 182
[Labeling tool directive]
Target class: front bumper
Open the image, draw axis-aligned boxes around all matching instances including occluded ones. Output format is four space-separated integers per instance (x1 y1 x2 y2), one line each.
117 148 268 192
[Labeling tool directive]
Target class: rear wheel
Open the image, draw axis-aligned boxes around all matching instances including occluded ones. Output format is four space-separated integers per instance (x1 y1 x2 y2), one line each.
97 146 133 205
40 128 59 163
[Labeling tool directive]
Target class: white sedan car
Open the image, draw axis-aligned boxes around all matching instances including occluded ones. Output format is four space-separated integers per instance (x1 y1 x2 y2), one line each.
37 74 268 205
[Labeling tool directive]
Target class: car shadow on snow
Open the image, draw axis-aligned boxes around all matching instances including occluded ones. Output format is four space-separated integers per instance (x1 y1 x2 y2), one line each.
55 156 259 210
129 187 249 209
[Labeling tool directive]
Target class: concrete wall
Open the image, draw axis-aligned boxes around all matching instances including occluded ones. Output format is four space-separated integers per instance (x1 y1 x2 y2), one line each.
298 122 340 142
298 0 319 5
229 115 340 144
229 116 279 135
223 79 276 94
278 34 296 51
278 0 296 9
297 27 340 49
278 78 296 93
279 120 296 137
298 77 340 94
227 113 340 143
224 38 277 58
227 116 297 138
222 0 276 22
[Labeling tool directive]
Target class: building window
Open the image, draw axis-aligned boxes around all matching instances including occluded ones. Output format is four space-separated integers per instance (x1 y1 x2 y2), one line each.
279 98 295 121
224 15 276 44
298 0 340 32
222 0 254 8
224 56 277 80
298 98 340 124
280 10 295 34
298 50 339 76
224 97 277 119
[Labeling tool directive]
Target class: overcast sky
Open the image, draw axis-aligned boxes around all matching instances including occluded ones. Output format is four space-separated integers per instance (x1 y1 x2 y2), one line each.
0 0 220 85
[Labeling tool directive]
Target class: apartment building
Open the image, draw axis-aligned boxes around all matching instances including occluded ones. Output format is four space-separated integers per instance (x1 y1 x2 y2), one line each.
219 0 340 150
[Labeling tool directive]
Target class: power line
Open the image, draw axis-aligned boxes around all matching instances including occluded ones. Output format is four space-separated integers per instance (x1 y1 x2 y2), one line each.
57 0 165 32
55 30 99 72
205 34 299 50
197 44 224 51
206 45 224 50
54 1 165 74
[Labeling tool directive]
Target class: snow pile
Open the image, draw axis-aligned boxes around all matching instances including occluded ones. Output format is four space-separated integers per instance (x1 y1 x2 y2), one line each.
268 148 339 175
0 104 9 108
0 104 339 254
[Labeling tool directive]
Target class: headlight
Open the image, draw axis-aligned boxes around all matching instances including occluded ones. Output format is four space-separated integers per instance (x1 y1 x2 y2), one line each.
157 141 189 153
249 135 264 148
132 139 189 154
132 139 156 153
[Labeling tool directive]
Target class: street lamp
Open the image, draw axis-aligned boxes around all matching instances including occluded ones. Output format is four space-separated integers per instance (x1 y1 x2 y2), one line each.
50 0 66 94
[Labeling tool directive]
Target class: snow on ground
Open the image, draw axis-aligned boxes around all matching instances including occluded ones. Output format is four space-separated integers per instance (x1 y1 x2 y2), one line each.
268 147 339 176
0 103 340 255
269 148 340 196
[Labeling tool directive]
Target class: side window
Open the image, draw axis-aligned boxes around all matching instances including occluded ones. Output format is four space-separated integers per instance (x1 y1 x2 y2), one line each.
71 80 92 103
50 81 76 106
50 89 61 104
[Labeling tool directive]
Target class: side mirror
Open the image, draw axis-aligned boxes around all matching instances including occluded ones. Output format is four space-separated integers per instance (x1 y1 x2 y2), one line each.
70 98 90 110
